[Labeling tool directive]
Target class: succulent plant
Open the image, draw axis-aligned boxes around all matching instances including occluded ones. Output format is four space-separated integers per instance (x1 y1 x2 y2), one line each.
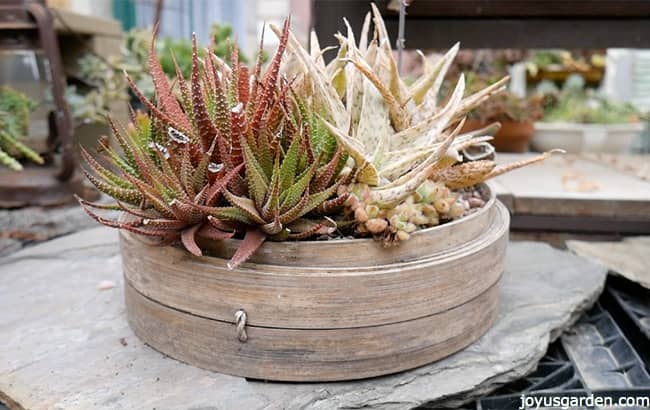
65 54 129 124
221 92 348 267
462 73 544 123
538 76 641 124
79 19 348 268
274 4 561 241
78 22 283 262
0 86 44 171
79 7 563 262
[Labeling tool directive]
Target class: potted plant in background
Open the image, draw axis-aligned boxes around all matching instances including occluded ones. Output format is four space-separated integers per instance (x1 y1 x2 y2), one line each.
65 53 130 150
77 6 560 382
533 74 644 153
66 23 251 150
526 49 606 86
460 74 543 152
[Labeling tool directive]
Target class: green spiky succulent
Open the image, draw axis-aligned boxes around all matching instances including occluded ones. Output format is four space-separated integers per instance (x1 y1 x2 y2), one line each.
220 91 348 267
274 4 561 241
0 86 44 171
78 22 277 266
79 19 347 269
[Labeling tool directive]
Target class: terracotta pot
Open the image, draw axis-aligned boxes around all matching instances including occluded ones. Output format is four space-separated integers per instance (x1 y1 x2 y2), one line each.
121 184 509 382
463 119 534 153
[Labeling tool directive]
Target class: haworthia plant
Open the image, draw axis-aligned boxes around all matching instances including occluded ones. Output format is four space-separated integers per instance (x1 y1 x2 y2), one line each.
79 19 347 268
273 4 562 240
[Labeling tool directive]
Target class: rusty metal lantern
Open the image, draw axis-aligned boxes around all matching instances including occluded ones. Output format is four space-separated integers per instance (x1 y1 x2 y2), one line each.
0 0 87 207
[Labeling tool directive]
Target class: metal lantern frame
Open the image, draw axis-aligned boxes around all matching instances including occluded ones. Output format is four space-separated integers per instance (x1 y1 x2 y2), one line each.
0 0 82 207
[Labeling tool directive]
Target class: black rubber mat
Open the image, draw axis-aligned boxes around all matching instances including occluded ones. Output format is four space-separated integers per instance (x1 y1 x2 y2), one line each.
475 278 650 410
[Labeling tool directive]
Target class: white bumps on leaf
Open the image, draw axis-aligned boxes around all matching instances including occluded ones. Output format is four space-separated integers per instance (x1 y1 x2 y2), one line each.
208 162 224 173
168 127 190 144
231 102 244 114
148 141 170 159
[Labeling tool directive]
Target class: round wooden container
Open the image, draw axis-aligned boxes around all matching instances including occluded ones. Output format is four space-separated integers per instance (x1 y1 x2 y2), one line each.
122 185 509 382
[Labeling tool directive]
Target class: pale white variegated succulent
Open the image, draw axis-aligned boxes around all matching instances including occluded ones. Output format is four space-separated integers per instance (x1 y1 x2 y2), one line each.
272 5 518 205
271 5 560 239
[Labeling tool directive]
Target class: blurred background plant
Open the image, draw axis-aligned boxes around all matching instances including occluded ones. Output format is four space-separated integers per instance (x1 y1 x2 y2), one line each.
526 49 606 86
65 22 256 125
465 72 543 124
536 74 641 124
0 86 44 170
65 54 129 124
445 72 543 152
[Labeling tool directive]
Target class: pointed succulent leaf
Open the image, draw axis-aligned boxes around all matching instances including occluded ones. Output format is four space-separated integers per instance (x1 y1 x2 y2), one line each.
389 73 465 151
278 128 303 192
125 74 190 135
201 162 244 206
346 54 409 131
454 76 510 121
319 117 379 186
261 151 281 220
207 206 255 224
223 190 266 224
311 147 342 193
191 34 219 151
409 43 459 106
298 182 340 218
247 24 266 116
181 224 202 256
356 75 391 167
279 160 317 212
485 149 565 180
432 160 496 189
148 27 191 130
80 146 132 190
196 224 235 241
241 138 270 207
271 22 349 131
252 18 290 135
279 187 313 225
123 173 175 218
82 168 142 204
227 228 266 270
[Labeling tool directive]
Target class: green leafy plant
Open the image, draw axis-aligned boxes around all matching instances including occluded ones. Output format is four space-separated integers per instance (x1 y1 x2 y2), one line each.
0 86 44 170
526 50 603 74
539 77 641 124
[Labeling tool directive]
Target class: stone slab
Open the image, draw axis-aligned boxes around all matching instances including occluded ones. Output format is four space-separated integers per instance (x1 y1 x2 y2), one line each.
494 153 650 222
0 227 607 410
0 197 112 257
567 237 650 289
581 153 650 182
